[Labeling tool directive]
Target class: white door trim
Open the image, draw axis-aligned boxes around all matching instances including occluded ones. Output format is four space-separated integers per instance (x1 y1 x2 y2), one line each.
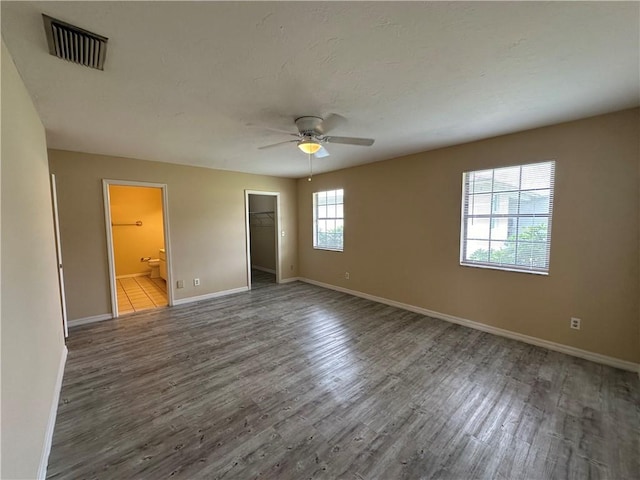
244 190 281 289
50 174 68 338
102 179 174 317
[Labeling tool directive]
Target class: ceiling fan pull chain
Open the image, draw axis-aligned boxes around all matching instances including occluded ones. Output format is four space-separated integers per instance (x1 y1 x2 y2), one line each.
308 152 313 182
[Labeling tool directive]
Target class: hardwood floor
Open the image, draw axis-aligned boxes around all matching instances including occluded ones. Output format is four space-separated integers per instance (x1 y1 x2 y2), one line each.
251 268 276 290
48 281 639 479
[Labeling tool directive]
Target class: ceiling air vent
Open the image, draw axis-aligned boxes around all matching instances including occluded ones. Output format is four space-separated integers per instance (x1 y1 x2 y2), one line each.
42 14 108 70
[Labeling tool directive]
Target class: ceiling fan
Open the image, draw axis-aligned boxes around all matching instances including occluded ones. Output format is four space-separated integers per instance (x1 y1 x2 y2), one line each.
256 115 375 158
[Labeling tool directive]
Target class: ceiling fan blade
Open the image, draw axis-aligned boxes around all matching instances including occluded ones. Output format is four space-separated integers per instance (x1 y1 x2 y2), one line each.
318 114 347 134
324 136 375 146
314 146 330 158
247 123 299 136
258 140 297 150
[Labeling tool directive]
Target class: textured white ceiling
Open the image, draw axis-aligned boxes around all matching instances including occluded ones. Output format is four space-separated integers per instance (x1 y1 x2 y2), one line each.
2 2 638 178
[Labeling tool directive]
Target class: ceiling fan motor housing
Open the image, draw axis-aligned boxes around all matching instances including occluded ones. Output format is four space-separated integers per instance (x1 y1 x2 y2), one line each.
295 116 325 136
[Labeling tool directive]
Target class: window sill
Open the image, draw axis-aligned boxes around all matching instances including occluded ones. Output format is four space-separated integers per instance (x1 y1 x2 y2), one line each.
460 262 549 276
314 247 343 252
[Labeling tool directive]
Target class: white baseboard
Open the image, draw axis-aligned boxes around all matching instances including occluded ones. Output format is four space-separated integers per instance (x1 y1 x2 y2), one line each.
38 345 68 480
251 265 276 274
116 272 149 279
299 278 640 373
278 276 300 284
173 286 249 306
68 313 113 328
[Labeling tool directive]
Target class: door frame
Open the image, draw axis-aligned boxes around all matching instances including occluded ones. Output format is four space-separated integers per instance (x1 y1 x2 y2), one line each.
50 174 68 338
102 179 174 317
244 190 281 289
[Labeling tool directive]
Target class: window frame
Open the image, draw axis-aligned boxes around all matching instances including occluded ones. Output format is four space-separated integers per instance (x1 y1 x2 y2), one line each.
459 160 555 275
313 188 344 252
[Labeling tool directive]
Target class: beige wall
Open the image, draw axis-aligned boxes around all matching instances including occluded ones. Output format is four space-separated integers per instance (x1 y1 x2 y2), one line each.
48 150 298 320
298 108 640 363
249 195 276 271
1 41 66 479
109 185 164 277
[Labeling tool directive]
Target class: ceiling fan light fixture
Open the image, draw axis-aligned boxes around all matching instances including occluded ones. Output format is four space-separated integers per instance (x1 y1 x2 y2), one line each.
297 138 322 155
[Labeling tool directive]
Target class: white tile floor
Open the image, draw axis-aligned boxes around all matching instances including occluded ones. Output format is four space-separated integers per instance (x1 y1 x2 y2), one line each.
116 276 167 314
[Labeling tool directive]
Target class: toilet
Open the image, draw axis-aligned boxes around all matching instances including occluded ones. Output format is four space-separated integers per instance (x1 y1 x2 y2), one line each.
148 258 160 278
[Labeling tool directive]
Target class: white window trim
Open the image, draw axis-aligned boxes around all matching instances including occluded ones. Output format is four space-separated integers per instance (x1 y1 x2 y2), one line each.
313 188 344 252
459 161 555 275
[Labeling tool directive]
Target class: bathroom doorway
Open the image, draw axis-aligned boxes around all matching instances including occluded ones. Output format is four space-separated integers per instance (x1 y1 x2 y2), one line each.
245 190 281 289
103 180 173 317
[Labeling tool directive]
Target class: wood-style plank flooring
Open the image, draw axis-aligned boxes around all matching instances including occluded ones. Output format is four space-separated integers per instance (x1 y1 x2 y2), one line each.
251 269 276 290
48 281 639 479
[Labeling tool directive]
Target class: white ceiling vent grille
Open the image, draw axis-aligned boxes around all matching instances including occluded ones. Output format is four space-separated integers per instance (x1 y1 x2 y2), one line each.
42 14 108 70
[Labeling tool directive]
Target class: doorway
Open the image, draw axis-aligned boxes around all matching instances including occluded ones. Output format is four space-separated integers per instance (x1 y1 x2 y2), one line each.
245 190 281 289
103 180 173 317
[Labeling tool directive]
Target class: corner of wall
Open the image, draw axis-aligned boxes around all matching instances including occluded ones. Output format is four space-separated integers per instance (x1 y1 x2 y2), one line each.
2 39 67 480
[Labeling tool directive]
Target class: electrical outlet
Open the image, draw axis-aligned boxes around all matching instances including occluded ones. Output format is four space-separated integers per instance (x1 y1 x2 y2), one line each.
570 317 581 330
177 280 184 289
194 278 200 286
345 272 350 280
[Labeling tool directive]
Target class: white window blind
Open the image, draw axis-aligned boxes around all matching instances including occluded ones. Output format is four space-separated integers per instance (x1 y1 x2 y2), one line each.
313 189 344 251
460 161 555 274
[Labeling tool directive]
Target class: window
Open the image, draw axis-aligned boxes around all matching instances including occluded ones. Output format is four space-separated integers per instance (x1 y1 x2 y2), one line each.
460 161 555 274
313 189 344 251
